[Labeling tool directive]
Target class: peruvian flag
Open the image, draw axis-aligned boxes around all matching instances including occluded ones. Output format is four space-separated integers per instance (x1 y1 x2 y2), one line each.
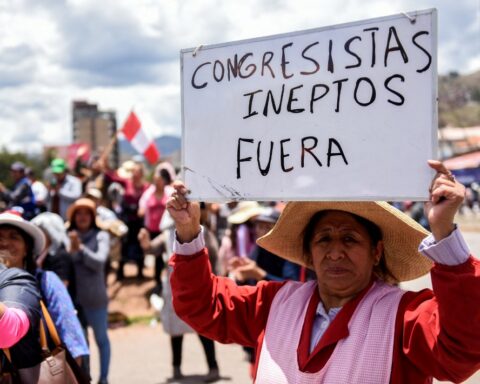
120 111 160 164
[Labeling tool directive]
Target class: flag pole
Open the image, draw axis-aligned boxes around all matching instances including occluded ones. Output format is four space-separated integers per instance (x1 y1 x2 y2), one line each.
98 107 134 167
99 133 119 163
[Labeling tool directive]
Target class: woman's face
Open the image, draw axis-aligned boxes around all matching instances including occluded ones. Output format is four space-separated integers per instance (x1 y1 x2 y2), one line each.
74 208 94 232
0 226 28 269
308 211 383 303
154 174 166 190
132 164 144 181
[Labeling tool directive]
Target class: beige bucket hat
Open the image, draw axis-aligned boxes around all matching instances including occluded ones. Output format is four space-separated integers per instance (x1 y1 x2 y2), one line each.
228 202 265 225
257 201 433 283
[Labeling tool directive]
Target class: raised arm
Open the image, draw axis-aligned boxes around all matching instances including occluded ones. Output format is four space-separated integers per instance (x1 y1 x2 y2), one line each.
398 160 480 382
425 160 465 240
167 181 285 346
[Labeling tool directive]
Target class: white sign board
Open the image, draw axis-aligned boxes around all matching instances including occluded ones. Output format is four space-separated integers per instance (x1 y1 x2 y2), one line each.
181 9 437 201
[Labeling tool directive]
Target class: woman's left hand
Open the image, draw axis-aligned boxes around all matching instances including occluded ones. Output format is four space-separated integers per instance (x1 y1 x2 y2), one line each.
68 231 81 252
425 160 466 241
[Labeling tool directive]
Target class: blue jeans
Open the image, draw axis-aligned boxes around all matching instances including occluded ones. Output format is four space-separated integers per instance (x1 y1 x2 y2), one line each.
83 307 111 381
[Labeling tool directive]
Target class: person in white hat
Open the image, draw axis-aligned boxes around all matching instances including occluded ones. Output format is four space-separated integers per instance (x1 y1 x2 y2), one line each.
0 214 43 382
166 160 480 383
0 210 88 382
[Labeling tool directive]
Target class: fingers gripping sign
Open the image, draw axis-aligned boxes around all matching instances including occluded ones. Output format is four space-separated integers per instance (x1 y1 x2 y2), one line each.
425 160 466 241
167 181 202 244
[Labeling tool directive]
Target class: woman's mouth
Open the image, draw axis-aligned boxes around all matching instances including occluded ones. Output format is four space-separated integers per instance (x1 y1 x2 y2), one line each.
325 266 350 275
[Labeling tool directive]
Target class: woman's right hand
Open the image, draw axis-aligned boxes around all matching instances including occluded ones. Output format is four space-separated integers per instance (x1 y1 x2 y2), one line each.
166 181 201 243
68 231 81 252
138 228 151 251
0 250 11 267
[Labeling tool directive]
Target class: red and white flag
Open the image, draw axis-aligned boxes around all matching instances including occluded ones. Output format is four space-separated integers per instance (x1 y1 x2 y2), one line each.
120 111 160 164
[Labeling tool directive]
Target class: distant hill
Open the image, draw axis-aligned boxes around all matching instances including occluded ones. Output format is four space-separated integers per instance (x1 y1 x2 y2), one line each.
119 134 181 158
439 70 480 127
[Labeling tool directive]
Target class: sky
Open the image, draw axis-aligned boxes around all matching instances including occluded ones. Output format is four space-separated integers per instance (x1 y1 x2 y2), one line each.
0 0 478 154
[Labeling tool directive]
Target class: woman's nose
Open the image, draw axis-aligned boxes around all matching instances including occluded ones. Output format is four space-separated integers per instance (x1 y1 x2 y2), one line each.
326 241 345 260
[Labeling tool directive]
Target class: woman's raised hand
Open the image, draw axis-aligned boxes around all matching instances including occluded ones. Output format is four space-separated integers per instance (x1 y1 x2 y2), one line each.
425 160 466 241
166 181 201 243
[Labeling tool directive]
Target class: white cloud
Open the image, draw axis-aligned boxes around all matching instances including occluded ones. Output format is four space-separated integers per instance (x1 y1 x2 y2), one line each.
0 0 478 153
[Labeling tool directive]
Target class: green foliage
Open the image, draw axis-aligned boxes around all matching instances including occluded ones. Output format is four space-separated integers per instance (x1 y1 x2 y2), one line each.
0 148 49 187
439 69 480 127
440 104 480 128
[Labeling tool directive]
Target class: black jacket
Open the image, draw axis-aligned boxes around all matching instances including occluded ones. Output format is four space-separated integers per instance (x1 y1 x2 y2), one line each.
0 265 42 369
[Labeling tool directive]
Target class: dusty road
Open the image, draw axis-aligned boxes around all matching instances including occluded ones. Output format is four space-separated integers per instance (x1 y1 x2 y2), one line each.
89 325 251 384
89 223 480 384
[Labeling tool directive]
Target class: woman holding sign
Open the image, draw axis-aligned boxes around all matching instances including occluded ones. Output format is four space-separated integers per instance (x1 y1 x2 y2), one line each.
167 160 480 383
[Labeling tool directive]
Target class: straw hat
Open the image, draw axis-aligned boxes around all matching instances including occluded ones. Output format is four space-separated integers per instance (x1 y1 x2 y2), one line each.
0 211 46 256
86 187 103 200
66 198 98 229
117 160 136 179
228 202 265 225
257 201 433 283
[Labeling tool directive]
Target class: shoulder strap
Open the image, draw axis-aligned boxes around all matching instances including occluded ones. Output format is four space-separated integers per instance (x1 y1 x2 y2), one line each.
1 349 11 362
39 300 61 347
1 348 12 375
1 348 12 374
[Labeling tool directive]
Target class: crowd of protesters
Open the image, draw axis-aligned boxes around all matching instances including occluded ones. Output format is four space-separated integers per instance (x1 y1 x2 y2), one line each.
0 154 478 383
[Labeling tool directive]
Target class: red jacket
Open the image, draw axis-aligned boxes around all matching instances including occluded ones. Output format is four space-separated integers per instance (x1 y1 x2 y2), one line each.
170 250 480 383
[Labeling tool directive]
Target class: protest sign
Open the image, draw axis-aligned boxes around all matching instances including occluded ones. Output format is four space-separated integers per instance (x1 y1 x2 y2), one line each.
181 9 437 201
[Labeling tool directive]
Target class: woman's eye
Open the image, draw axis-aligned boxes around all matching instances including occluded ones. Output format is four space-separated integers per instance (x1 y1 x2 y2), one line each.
344 236 356 243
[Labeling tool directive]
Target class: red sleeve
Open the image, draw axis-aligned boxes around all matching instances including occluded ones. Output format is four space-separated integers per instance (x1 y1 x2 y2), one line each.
104 170 127 187
169 249 286 347
393 256 480 383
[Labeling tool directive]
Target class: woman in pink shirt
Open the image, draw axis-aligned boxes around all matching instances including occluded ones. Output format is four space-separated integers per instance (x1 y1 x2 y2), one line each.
138 162 175 294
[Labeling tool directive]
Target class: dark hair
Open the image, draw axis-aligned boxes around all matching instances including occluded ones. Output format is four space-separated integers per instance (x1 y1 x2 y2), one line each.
0 224 36 274
302 210 395 282
68 208 97 231
159 168 172 185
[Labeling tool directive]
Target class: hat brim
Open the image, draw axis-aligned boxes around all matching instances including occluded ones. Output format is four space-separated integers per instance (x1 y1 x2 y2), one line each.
66 199 98 228
257 201 433 283
0 215 46 257
228 207 265 224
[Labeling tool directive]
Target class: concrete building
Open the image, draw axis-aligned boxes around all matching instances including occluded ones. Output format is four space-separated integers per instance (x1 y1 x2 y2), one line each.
72 100 119 168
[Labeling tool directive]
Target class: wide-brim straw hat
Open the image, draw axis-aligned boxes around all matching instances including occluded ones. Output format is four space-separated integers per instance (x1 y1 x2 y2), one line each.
66 198 99 229
0 211 46 256
228 201 265 225
117 160 136 179
257 201 433 283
